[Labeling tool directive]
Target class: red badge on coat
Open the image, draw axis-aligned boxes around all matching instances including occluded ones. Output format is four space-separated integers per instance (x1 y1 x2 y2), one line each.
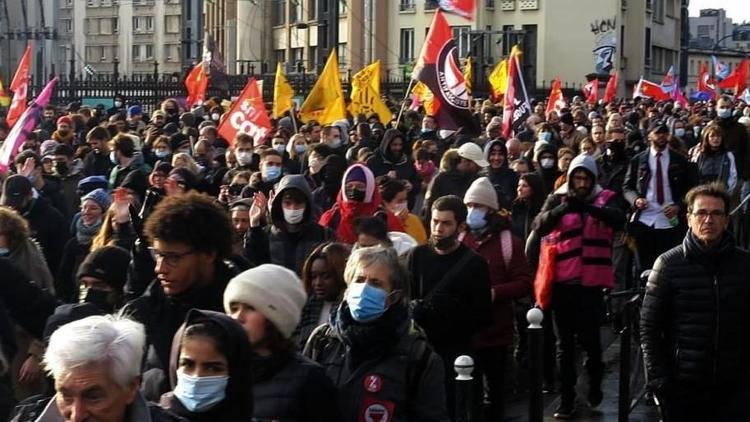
363 374 383 393
360 397 395 422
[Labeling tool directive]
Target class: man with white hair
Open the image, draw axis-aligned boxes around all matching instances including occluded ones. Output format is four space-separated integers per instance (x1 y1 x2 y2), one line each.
10 316 182 422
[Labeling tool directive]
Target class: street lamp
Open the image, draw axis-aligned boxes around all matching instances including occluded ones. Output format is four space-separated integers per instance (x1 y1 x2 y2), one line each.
711 29 750 56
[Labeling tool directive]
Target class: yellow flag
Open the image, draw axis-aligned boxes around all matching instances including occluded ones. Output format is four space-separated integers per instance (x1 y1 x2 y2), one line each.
411 81 436 116
0 78 9 107
464 56 473 95
299 51 346 125
273 63 295 119
347 60 392 124
488 59 507 100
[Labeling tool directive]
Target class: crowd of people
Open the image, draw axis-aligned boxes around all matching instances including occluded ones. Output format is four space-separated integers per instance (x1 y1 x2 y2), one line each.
0 92 748 421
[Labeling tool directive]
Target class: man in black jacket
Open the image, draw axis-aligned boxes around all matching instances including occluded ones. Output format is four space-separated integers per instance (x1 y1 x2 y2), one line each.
641 182 750 421
120 191 240 401
623 121 697 271
407 195 492 419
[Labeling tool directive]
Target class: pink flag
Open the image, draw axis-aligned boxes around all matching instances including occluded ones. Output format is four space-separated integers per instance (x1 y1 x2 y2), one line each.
0 77 58 173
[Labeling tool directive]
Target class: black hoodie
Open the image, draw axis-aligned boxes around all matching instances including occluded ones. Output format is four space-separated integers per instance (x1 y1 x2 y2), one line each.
160 309 253 421
366 129 420 191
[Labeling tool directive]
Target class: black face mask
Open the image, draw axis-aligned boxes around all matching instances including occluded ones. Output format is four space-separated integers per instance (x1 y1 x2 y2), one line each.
345 187 366 202
80 287 118 313
54 161 69 175
431 232 458 251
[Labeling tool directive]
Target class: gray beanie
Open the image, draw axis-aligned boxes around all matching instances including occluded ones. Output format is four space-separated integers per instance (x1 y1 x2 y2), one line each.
223 264 307 338
464 177 499 210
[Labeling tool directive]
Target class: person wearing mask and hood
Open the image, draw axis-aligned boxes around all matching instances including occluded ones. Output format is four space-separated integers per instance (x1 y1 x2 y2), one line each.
57 189 111 303
224 264 342 421
160 309 254 421
319 164 404 244
533 141 559 197
461 177 532 421
295 242 350 350
483 139 519 210
422 142 489 219
244 174 332 272
366 129 421 204
304 246 449 422
311 154 347 215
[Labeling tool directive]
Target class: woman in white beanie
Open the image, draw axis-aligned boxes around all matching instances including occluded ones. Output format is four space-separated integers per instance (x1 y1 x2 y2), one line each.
224 264 342 422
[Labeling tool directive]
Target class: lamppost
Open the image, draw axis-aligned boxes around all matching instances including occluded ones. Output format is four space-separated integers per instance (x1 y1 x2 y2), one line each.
711 29 750 56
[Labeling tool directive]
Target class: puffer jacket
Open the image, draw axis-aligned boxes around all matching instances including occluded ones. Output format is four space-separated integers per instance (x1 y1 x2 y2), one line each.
640 232 750 391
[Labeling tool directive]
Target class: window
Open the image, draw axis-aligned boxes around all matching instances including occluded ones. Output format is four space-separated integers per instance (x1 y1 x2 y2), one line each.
112 46 119 60
653 0 664 22
133 17 141 32
292 47 303 65
273 0 286 26
451 26 471 58
309 0 318 19
308 46 318 69
132 45 141 61
697 25 709 37
145 16 154 32
86 18 99 35
338 43 347 66
275 49 286 64
425 0 437 11
86 46 98 62
644 27 652 67
62 19 72 33
87 0 98 7
62 0 73 8
399 28 414 64
146 44 154 59
290 0 303 23
399 0 416 12
165 15 180 33
338 0 346 14
486 0 495 8
501 24 514 56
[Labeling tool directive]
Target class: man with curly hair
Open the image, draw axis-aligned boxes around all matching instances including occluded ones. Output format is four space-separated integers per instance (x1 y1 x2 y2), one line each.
120 191 242 401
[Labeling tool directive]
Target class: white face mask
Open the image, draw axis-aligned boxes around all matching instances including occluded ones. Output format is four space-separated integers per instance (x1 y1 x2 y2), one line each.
274 144 286 154
211 113 220 121
283 207 305 224
236 151 253 166
391 201 408 215
540 158 555 169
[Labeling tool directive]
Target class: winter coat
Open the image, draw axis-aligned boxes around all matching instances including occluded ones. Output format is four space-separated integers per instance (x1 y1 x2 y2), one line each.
21 197 69 275
245 175 332 273
482 139 519 210
622 149 697 213
640 232 750 392
56 238 90 303
82 150 113 177
366 129 421 196
120 260 241 401
49 161 84 223
422 170 477 218
715 116 750 179
462 230 532 347
8 239 54 294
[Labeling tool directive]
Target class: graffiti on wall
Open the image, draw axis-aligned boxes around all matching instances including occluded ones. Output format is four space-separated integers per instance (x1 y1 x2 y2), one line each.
591 17 617 74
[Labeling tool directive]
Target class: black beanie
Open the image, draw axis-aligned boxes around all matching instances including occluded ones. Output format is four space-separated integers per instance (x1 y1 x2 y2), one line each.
76 246 131 291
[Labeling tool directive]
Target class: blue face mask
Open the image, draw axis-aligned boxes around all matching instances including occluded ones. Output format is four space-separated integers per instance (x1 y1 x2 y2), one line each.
263 165 282 181
173 371 228 413
155 150 169 158
347 282 389 322
295 144 307 154
539 132 552 142
466 207 488 230
330 138 342 149
717 108 732 119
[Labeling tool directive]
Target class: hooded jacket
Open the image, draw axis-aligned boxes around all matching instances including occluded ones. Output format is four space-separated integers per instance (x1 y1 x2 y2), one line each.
319 164 405 244
532 141 560 197
366 129 420 188
245 175 332 273
482 139 518 210
160 309 253 421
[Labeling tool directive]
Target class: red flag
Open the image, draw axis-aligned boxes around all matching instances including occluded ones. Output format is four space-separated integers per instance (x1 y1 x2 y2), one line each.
6 44 33 127
603 72 618 103
697 62 717 99
634 77 670 101
582 79 599 104
717 59 748 97
185 62 208 107
412 10 478 134
545 78 563 116
501 46 530 138
437 0 475 20
217 77 272 146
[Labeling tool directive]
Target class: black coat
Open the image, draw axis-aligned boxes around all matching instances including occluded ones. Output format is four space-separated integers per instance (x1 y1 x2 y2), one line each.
715 117 749 179
82 150 113 177
622 149 697 213
640 233 750 392
22 197 69 275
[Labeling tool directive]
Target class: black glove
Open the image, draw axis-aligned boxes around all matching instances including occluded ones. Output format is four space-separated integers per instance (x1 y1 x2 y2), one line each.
567 195 585 212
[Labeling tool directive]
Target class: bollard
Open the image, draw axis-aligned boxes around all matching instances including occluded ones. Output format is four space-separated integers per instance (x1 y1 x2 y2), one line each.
454 355 475 422
527 307 544 422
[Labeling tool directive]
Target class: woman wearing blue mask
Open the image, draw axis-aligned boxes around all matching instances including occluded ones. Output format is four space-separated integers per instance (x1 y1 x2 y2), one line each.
160 309 253 421
303 246 449 422
224 264 342 422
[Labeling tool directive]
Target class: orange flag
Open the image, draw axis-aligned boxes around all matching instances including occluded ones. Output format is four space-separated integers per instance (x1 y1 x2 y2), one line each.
185 63 208 107
217 77 272 146
603 72 618 103
545 78 564 116
7 43 32 127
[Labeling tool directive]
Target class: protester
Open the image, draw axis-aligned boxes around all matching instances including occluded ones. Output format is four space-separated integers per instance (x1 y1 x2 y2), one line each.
422 143 488 217
689 124 737 191
379 177 427 244
483 139 519 210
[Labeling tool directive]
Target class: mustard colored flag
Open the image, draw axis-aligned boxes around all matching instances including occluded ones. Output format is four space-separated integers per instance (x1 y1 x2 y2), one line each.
464 56 473 95
411 81 436 116
273 63 295 118
348 60 392 124
299 51 346 124
0 78 9 107
488 59 507 101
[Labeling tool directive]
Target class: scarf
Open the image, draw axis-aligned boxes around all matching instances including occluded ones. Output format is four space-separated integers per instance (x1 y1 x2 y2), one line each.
76 217 102 245
332 301 408 366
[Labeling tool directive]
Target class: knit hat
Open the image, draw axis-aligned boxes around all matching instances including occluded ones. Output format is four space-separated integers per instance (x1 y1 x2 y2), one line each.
76 245 131 290
77 176 109 196
223 264 308 339
127 105 142 118
345 166 367 184
81 188 111 212
40 140 59 158
464 177 499 210
57 115 73 127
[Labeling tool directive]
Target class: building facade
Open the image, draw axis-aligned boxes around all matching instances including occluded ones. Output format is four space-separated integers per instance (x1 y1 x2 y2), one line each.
56 0 184 78
0 0 59 83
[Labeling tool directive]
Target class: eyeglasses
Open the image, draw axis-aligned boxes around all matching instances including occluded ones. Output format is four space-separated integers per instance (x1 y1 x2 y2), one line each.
691 210 726 221
149 247 196 267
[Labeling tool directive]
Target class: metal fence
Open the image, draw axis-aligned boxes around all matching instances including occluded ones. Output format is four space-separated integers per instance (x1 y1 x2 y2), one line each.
27 72 585 114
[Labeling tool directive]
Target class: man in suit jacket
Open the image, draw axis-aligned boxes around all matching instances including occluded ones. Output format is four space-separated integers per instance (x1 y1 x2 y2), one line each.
623 121 698 271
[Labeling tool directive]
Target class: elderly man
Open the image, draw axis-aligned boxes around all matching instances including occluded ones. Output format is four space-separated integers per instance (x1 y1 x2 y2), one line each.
641 183 750 421
10 315 181 421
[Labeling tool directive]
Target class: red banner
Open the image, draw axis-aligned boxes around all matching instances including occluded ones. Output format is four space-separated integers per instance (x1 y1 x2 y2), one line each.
6 44 32 127
603 72 618 104
217 77 272 146
185 62 208 107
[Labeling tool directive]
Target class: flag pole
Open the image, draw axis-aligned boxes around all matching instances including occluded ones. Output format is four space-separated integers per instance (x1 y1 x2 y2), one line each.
289 107 299 133
396 78 416 127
